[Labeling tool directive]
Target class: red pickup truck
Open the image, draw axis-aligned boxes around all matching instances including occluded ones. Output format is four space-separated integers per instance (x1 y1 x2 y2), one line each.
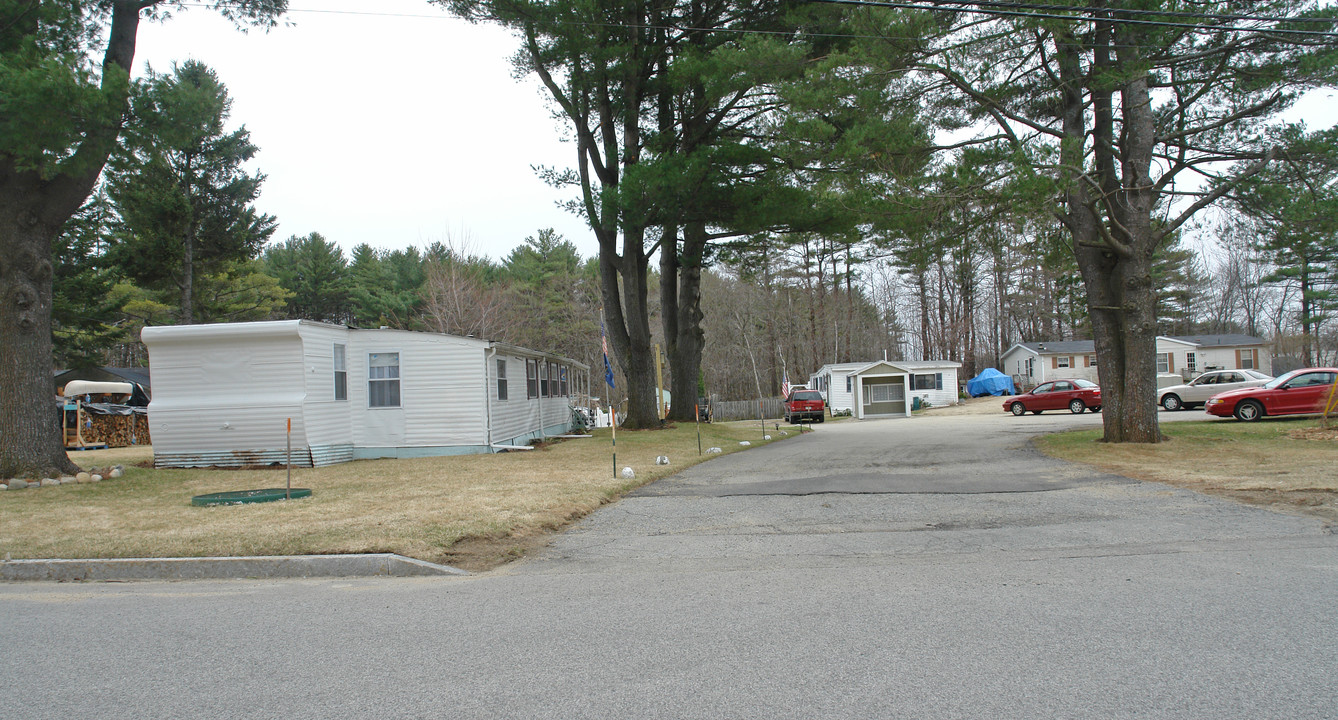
784 389 826 423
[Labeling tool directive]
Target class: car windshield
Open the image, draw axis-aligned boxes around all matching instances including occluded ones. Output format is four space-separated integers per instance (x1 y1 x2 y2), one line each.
792 391 821 401
1261 370 1302 389
1073 379 1098 389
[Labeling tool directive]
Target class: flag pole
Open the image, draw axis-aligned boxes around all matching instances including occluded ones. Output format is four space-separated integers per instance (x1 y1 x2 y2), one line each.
601 307 618 477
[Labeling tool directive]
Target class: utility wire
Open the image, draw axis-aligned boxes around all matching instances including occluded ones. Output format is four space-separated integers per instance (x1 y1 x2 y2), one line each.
816 0 1338 38
827 0 1338 25
182 0 1338 39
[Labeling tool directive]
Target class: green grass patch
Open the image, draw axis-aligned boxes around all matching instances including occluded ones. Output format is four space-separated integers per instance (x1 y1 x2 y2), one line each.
0 420 800 570
1036 417 1338 523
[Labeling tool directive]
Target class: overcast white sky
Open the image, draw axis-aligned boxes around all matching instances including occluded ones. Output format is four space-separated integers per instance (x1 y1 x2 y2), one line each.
134 1 597 262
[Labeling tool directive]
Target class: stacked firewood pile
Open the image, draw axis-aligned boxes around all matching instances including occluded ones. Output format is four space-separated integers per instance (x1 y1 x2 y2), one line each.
77 412 151 447
65 404 151 448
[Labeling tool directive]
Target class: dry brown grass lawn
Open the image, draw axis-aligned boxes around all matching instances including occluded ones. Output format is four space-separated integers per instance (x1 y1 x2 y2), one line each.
1036 417 1338 524
0 420 798 571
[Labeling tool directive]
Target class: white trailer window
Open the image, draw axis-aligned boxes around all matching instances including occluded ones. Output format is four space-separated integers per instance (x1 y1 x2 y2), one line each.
368 352 400 408
333 344 347 401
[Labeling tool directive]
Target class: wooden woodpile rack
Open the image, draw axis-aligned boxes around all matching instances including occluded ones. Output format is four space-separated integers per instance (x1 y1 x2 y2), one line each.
63 400 151 450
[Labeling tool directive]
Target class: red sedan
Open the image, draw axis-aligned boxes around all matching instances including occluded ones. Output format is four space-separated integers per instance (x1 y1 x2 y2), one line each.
1205 367 1338 421
1004 379 1102 415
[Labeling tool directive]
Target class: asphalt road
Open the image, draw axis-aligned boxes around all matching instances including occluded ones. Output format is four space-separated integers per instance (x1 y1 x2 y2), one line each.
3 411 1335 719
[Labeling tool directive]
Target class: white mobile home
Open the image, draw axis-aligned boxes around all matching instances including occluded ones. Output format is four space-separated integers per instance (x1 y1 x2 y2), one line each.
807 362 868 413
141 320 589 468
848 360 962 419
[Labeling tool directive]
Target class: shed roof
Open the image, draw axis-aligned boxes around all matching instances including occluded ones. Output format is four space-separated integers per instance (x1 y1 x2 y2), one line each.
809 362 873 376
849 359 962 376
141 320 587 370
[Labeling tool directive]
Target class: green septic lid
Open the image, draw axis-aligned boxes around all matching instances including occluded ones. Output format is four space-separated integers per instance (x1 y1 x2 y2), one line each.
191 488 312 506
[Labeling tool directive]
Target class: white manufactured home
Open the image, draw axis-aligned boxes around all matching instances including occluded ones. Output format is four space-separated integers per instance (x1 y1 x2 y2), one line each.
808 359 961 418
141 320 589 468
807 362 868 413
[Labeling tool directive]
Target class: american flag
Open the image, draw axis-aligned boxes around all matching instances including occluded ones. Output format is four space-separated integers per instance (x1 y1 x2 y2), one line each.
781 372 791 398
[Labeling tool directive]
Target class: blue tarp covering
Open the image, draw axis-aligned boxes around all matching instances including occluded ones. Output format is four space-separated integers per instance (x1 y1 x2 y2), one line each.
967 368 1016 397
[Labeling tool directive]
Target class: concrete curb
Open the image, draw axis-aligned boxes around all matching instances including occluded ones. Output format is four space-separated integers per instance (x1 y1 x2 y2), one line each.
0 553 467 582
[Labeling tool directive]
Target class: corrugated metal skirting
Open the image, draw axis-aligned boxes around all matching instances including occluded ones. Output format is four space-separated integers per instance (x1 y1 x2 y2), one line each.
154 449 307 469
310 444 354 467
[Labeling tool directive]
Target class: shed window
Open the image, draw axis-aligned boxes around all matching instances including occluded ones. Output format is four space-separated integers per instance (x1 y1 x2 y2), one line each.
560 366 569 396
539 361 549 397
496 358 508 401
1056 356 1071 368
846 376 852 393
1156 352 1171 373
333 344 347 401
912 373 942 391
526 359 539 398
1186 352 1197 372
368 352 400 408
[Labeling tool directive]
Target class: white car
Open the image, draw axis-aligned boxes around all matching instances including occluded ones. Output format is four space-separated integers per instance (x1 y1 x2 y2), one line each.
1158 369 1273 411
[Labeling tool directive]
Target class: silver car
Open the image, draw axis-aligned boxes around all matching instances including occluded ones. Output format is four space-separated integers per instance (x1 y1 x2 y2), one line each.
1158 369 1273 410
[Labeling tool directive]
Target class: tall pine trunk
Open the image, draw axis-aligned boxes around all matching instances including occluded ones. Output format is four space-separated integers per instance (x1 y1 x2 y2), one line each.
663 222 707 422
0 180 82 478
1059 20 1162 443
0 1 143 478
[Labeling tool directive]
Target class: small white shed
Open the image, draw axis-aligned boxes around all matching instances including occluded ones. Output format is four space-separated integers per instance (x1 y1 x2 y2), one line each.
141 320 589 468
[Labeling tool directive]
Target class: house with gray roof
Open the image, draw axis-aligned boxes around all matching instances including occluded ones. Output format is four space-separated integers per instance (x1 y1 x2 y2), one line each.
807 359 961 418
999 334 1271 389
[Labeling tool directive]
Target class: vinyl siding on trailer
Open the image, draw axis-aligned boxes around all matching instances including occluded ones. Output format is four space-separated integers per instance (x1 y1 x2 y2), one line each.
145 323 307 459
145 321 584 464
827 371 857 412
299 324 354 449
907 370 959 408
347 331 489 451
808 364 864 412
489 353 577 445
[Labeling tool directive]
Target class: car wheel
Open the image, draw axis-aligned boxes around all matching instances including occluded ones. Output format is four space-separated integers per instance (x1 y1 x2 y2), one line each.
1234 400 1264 422
1031 410 1042 415
1092 406 1101 412
1161 394 1182 411
817 416 824 423
1069 399 1085 414
1010 402 1025 416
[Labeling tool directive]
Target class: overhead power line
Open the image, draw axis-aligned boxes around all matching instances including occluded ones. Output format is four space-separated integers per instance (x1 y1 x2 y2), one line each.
182 0 1338 40
814 0 1338 38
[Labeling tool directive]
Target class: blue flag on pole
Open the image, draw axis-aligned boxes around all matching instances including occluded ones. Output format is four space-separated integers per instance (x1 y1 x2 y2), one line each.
601 320 615 389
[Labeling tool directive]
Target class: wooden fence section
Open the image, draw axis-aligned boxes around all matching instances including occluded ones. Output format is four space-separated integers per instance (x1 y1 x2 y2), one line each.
710 398 786 422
